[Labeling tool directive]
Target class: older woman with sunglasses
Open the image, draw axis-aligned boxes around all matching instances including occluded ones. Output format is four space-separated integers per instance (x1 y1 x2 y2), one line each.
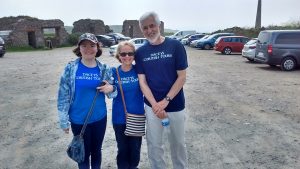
111 41 145 169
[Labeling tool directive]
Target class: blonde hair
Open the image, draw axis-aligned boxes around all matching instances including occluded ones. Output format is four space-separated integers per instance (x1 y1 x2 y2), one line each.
115 41 136 63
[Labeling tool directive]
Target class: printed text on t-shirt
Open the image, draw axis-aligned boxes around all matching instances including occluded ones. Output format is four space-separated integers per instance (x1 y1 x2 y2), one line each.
143 52 172 62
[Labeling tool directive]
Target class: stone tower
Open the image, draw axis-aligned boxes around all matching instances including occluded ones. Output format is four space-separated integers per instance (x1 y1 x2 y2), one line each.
255 0 262 29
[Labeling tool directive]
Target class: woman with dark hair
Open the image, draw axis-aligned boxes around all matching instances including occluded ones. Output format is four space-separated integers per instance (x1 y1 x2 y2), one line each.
57 33 117 169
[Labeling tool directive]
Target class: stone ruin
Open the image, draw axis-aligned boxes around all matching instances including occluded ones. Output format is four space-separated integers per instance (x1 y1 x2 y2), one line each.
0 16 165 48
72 19 112 35
0 16 68 48
122 20 164 38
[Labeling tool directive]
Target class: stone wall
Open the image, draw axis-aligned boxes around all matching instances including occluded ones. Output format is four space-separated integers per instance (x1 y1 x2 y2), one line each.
122 20 164 38
72 19 106 35
0 16 68 48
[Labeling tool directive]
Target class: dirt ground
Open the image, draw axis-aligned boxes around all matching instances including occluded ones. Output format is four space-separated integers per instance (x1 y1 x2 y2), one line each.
0 46 299 169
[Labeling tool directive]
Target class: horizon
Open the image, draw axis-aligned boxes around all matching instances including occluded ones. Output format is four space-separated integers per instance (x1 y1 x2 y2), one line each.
1 0 299 33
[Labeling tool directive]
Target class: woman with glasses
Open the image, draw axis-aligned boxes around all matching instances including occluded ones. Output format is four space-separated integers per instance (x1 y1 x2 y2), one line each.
111 41 145 169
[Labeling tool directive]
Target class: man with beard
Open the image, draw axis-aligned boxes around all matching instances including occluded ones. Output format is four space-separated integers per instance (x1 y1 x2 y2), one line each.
135 11 188 169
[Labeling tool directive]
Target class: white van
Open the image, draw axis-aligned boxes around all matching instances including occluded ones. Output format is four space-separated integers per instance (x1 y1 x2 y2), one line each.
169 30 196 40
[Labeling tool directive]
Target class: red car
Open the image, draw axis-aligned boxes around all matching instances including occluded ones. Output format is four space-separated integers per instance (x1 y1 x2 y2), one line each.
214 36 249 55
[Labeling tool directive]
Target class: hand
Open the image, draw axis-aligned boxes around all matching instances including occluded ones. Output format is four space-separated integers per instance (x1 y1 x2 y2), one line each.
152 102 167 119
156 110 168 119
157 98 169 111
96 80 113 94
63 128 69 134
152 102 163 115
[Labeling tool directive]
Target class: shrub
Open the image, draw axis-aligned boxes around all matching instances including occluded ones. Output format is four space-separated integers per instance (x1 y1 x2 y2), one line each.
68 33 81 46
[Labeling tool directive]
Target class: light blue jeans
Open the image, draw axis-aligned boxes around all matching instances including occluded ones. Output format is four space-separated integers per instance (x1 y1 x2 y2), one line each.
145 104 188 169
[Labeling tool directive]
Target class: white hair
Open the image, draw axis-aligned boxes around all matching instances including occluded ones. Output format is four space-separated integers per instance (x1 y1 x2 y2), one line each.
139 11 161 29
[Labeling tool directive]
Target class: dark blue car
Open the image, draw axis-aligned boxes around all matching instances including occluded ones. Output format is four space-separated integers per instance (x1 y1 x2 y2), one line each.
187 34 206 45
195 33 234 49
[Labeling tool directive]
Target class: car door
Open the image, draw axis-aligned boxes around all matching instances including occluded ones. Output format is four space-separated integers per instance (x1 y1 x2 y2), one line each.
234 37 247 52
230 37 239 52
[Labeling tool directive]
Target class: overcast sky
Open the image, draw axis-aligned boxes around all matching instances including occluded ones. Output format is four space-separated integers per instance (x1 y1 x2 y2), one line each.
1 0 299 33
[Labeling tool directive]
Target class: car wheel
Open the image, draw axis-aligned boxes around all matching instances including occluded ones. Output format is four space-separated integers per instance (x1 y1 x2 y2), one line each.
223 47 232 55
247 58 254 62
0 54 3 57
281 57 296 71
204 44 210 50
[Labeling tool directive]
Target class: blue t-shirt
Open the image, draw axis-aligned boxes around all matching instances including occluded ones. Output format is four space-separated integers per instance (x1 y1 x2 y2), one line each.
112 65 144 124
69 61 107 125
135 37 188 112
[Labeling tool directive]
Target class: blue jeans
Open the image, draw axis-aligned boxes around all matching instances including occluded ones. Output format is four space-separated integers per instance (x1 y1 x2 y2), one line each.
113 124 142 169
71 116 107 169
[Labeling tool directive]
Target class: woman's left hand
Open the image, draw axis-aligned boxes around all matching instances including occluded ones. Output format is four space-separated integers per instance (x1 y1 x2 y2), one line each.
96 80 113 94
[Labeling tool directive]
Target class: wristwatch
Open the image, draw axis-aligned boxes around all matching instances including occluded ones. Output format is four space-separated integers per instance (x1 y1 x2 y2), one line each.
165 96 172 101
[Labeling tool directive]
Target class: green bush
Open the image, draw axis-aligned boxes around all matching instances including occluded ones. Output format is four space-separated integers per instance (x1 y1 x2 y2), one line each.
68 33 81 46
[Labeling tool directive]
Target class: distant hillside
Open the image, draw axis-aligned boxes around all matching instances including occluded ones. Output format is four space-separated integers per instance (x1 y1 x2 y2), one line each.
64 26 73 34
164 28 178 33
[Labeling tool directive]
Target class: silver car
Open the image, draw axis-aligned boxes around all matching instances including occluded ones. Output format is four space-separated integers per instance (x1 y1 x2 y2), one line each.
109 38 147 56
242 38 257 61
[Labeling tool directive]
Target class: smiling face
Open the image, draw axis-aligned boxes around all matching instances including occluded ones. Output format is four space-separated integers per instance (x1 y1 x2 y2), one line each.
140 16 161 44
118 44 135 66
79 40 98 60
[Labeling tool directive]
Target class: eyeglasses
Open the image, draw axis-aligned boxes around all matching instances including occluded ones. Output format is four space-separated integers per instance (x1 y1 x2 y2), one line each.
119 52 135 57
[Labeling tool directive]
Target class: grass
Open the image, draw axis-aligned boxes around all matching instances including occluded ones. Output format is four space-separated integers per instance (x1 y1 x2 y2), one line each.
6 44 74 52
6 46 51 52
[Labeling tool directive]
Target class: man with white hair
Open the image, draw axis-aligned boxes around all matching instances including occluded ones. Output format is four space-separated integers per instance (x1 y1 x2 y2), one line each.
135 11 189 169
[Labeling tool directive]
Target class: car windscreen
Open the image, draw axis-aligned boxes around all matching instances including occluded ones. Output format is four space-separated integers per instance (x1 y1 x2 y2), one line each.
101 35 112 39
257 32 270 44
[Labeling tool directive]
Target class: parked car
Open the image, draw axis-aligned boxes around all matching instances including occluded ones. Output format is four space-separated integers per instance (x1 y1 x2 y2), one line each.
255 30 300 71
180 38 189 45
0 37 6 57
195 33 235 49
107 33 131 44
242 38 258 61
178 34 191 41
214 36 249 55
95 35 116 47
168 30 196 40
109 38 147 56
187 34 206 45
179 34 192 45
190 35 209 48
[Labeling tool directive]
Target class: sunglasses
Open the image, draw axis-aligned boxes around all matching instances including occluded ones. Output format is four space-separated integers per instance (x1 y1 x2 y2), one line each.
119 52 135 57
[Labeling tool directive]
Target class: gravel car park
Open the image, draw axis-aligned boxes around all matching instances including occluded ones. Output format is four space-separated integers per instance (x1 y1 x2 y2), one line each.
0 47 299 169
